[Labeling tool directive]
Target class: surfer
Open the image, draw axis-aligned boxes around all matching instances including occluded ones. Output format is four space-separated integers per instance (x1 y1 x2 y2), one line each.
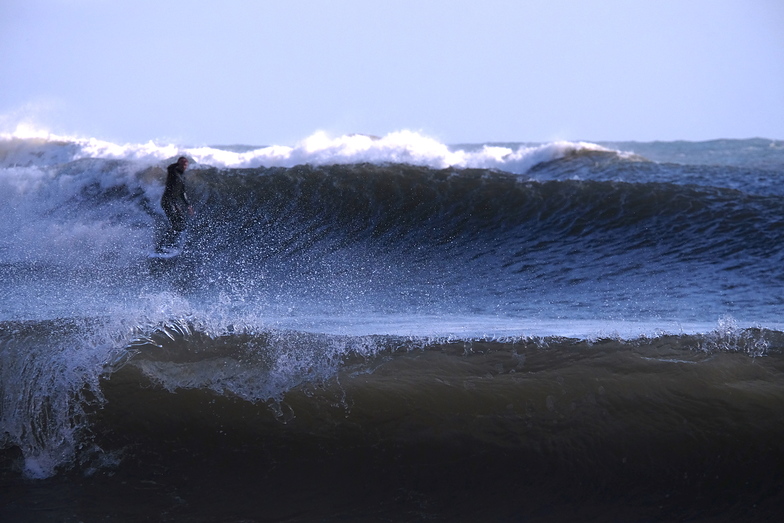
158 156 194 251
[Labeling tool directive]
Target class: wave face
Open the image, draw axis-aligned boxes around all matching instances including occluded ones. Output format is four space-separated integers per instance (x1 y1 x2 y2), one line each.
2 131 784 521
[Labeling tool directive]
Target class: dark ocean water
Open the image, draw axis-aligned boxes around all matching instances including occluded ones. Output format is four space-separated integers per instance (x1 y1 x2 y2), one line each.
1 134 784 521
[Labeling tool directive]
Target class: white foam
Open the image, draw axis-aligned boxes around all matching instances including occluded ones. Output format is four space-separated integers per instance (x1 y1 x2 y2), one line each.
187 131 609 173
1 127 611 174
0 316 132 478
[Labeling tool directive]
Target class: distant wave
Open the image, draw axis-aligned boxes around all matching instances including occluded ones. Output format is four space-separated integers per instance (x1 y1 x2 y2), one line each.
0 129 614 173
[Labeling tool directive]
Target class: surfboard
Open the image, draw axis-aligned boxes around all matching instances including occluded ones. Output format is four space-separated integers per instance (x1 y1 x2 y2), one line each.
148 246 181 259
149 230 187 260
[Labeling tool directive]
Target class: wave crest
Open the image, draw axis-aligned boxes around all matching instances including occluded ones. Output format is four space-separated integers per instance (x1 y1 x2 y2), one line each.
1 128 613 174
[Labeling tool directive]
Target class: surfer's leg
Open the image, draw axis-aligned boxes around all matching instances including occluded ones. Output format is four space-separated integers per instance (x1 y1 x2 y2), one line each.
159 201 186 250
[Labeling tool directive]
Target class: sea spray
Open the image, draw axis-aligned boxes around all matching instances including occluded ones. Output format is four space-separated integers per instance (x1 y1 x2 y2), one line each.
0 319 121 478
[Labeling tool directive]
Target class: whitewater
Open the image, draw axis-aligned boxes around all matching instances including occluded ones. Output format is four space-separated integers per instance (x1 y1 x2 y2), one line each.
2 129 784 522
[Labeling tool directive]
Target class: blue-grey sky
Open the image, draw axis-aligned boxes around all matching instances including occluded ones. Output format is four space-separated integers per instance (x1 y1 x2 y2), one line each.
1 0 782 145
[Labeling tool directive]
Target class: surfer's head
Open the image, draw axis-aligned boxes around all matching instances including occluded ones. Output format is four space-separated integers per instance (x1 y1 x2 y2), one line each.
177 156 189 170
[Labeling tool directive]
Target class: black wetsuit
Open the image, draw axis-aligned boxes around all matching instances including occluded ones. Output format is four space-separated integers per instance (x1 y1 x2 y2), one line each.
161 162 191 232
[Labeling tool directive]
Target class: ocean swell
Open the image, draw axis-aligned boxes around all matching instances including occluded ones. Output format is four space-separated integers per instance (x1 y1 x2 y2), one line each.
3 131 784 495
2 313 782 479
